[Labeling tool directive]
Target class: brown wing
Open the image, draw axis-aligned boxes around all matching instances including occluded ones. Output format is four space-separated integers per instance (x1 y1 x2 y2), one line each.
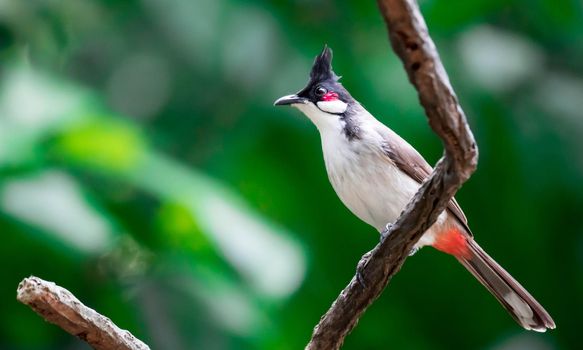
380 126 472 235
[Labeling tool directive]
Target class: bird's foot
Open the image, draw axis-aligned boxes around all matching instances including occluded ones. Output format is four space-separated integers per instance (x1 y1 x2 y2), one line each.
380 223 393 243
356 251 372 289
409 246 419 256
356 270 366 289
381 222 419 256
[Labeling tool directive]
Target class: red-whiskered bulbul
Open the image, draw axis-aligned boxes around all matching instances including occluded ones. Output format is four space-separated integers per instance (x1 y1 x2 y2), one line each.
274 46 555 332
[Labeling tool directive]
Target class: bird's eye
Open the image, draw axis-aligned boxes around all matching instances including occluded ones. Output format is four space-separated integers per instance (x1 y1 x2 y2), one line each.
315 86 327 97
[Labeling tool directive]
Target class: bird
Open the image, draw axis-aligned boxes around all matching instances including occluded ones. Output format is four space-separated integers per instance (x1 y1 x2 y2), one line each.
274 46 555 332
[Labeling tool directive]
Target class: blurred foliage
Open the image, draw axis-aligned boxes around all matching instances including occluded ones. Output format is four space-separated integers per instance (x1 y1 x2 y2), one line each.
0 0 582 349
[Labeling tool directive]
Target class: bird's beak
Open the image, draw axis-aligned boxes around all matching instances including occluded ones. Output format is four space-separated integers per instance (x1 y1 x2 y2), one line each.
274 94 307 106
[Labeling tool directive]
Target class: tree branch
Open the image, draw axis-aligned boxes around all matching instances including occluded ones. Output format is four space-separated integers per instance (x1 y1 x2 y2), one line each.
17 276 150 350
305 0 478 349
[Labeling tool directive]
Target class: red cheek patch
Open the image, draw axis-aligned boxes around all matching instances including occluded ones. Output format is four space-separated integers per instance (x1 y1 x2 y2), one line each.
322 92 339 101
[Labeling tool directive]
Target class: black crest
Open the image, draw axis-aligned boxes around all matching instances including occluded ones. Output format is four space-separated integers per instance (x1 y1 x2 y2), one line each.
295 45 354 107
309 45 340 83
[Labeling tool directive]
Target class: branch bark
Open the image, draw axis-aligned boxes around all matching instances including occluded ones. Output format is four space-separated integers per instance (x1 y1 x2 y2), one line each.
305 0 478 349
17 276 150 350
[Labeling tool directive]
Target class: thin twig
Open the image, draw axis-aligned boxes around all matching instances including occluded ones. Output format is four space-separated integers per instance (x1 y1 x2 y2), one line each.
305 0 478 349
17 276 150 350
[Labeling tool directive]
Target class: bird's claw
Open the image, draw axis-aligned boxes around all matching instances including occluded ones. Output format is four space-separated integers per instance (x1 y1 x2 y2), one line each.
380 223 393 243
356 252 372 289
381 222 419 256
356 269 367 289
409 247 419 256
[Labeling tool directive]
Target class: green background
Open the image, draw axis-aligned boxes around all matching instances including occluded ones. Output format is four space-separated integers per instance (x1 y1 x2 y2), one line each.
1 0 581 349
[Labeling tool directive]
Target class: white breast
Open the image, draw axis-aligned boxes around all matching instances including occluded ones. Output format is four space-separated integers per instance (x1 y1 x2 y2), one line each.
322 130 419 231
296 102 442 247
318 117 442 248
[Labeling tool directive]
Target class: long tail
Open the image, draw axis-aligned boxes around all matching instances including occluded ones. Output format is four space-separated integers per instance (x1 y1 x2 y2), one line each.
456 239 555 332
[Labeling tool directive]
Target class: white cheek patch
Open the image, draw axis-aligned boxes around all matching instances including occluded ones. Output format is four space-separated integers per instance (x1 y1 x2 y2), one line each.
317 100 347 114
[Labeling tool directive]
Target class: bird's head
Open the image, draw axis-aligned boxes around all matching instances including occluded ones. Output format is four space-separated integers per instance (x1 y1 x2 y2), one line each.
274 46 355 130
